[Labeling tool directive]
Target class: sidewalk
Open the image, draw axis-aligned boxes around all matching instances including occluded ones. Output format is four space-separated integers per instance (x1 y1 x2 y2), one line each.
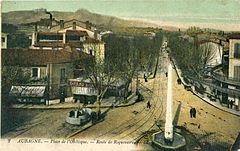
170 51 240 117
10 93 138 110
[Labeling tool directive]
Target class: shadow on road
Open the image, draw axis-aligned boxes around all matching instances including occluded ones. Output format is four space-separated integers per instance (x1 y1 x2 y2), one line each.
173 102 182 126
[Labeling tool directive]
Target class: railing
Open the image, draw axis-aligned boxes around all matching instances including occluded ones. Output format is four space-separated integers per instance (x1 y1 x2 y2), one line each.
167 44 240 97
184 74 240 97
211 72 240 86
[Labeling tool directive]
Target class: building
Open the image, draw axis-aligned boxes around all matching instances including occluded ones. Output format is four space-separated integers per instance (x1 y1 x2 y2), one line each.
69 77 127 104
1 33 8 48
2 48 92 104
208 34 240 110
30 19 105 62
143 31 156 39
228 34 240 109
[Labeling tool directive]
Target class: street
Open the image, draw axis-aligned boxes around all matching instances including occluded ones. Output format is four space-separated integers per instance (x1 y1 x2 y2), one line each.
2 50 240 150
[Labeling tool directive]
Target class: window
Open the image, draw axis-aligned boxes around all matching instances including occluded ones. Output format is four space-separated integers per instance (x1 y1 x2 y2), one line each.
234 66 240 81
32 68 40 78
2 37 5 42
234 43 240 58
66 36 80 42
89 49 94 56
60 68 66 83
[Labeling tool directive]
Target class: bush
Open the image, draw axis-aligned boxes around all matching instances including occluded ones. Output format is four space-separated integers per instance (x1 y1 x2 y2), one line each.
195 85 206 95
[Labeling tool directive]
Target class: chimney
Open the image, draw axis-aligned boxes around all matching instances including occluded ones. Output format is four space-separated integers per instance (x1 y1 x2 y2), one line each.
85 21 90 29
94 29 98 40
73 22 76 30
32 23 38 46
45 11 53 28
60 20 64 29
34 23 38 32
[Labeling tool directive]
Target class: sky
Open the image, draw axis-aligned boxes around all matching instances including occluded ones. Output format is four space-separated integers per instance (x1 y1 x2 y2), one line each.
2 0 240 24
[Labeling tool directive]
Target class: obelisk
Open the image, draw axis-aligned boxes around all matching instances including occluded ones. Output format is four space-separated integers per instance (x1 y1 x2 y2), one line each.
164 62 173 143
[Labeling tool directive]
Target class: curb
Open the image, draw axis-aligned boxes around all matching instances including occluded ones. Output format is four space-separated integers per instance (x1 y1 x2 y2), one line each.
10 95 138 110
170 55 240 117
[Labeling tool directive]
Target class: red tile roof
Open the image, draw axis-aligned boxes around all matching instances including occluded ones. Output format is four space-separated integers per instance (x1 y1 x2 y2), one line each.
38 32 62 36
83 37 105 44
65 42 83 48
228 34 240 39
34 42 64 47
66 30 88 36
1 48 92 66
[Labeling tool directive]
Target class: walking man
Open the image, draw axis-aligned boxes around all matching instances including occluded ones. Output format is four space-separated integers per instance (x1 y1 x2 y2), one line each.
147 101 151 109
144 74 148 82
230 100 233 109
190 108 193 118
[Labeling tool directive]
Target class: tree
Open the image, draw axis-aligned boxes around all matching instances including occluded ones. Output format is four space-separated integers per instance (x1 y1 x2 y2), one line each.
2 23 31 48
1 65 30 106
102 32 163 99
185 26 202 37
74 31 163 119
75 57 120 119
167 31 218 78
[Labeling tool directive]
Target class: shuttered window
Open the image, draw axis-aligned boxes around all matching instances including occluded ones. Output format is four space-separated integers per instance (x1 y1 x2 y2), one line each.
234 43 240 58
60 68 66 83
32 68 40 78
234 66 240 81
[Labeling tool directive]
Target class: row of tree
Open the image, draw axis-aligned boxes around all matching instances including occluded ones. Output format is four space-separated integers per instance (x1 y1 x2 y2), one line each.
74 32 163 118
2 24 31 48
167 31 216 78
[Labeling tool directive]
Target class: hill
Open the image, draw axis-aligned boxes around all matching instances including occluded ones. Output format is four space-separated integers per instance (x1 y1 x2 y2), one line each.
2 9 161 29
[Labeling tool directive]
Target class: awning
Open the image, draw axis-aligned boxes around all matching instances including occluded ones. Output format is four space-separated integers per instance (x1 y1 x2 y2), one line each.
9 86 46 98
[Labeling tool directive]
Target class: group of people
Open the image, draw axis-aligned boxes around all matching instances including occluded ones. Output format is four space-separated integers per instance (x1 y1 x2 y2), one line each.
147 101 151 109
190 107 197 118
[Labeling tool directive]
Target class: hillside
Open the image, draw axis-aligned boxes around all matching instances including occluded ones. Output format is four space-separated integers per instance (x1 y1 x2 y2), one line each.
2 9 160 29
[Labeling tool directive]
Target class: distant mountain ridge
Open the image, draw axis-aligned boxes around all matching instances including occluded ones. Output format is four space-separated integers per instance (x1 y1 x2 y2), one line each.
4 9 236 32
2 9 161 29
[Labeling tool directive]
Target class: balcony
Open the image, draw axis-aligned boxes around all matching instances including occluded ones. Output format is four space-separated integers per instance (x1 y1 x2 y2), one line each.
211 72 240 86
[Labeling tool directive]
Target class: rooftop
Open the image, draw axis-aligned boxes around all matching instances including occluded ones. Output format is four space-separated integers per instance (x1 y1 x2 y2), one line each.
1 48 92 66
83 37 105 44
227 34 240 39
66 30 88 36
33 42 64 47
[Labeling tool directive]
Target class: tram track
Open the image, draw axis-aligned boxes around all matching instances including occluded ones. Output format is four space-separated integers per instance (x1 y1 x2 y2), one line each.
120 71 167 140
97 53 169 140
94 71 162 139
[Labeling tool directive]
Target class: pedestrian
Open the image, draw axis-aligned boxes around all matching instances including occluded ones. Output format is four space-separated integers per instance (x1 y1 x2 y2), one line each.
190 108 193 118
230 100 233 109
192 108 196 118
144 74 148 82
227 100 230 108
137 93 144 102
147 101 151 109
165 72 168 77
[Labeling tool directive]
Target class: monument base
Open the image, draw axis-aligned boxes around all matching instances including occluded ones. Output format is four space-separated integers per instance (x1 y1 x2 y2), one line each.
152 131 186 150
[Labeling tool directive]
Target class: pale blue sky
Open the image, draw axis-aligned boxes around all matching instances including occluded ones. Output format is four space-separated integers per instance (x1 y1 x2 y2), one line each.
2 0 240 24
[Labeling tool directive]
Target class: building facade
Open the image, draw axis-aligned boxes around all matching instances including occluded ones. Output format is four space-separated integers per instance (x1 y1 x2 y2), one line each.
228 35 240 109
30 19 105 61
2 48 91 104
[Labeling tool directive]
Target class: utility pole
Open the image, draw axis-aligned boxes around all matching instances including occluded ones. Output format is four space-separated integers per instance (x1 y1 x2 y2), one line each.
46 64 51 105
